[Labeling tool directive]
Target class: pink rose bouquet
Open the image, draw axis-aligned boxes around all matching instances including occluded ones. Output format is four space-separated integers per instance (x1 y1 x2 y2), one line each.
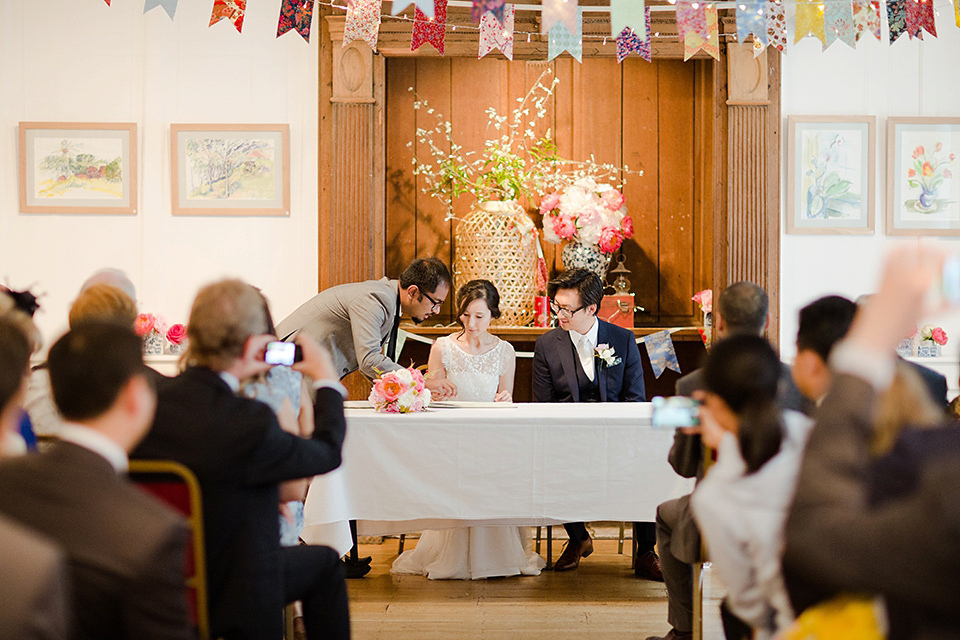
540 177 633 254
921 324 948 346
166 323 187 345
368 367 431 413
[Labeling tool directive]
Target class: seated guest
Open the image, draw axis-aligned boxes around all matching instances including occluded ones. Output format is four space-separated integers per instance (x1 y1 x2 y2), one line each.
79 267 138 301
0 322 191 640
0 288 43 455
688 335 814 640
790 295 857 406
133 279 350 640
783 248 960 637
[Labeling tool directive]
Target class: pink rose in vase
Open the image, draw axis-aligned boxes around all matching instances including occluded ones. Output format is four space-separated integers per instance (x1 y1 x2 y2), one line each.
166 324 187 345
931 327 948 346
597 228 625 253
135 313 155 337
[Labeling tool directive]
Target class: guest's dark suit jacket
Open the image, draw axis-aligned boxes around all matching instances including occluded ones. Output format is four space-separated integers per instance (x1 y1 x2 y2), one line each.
0 442 190 640
132 366 347 639
532 320 645 403
904 359 949 410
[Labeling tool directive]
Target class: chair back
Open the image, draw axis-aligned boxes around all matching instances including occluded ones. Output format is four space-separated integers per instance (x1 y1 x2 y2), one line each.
129 459 210 640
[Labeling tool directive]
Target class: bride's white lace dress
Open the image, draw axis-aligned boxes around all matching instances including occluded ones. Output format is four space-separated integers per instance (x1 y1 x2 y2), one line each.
390 335 545 579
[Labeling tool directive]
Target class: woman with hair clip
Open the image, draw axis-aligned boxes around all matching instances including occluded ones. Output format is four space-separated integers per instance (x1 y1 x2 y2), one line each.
391 279 545 579
688 335 814 640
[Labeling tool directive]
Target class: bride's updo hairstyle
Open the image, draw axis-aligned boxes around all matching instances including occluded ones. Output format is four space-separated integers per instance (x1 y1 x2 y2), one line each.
702 334 783 474
455 280 501 333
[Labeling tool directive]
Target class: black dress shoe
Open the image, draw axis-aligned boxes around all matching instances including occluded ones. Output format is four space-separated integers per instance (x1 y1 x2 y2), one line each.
343 559 372 579
645 629 692 640
634 550 664 581
554 537 594 571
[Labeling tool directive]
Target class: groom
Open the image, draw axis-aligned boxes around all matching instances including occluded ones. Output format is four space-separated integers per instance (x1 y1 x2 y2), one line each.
533 269 658 576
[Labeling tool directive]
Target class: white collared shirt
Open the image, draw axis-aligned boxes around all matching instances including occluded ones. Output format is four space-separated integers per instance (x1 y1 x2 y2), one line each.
568 318 599 382
59 423 129 473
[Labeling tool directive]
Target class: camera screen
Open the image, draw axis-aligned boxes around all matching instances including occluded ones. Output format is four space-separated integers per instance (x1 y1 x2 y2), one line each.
264 342 296 366
650 396 700 429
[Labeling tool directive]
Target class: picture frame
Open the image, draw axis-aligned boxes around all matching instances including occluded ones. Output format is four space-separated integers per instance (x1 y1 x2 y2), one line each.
886 117 960 236
18 122 138 215
786 115 876 234
171 124 290 216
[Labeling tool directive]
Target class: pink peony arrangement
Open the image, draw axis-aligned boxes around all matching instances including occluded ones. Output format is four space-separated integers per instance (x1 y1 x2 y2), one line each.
166 323 187 345
921 324 948 346
540 177 633 254
368 367 432 413
692 289 713 314
134 313 168 338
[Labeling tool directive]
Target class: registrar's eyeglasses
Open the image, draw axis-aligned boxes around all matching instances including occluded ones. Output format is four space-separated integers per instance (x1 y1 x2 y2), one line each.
550 301 584 318
421 290 443 312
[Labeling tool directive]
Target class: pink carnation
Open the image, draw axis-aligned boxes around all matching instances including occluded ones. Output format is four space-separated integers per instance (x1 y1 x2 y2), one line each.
166 323 187 345
621 215 634 239
600 189 625 212
931 327 948 346
551 214 576 240
539 192 561 215
597 228 624 254
134 313 155 337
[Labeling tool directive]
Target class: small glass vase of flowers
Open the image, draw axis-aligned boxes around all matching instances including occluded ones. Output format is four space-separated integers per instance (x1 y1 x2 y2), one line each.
165 323 187 355
135 313 167 356
918 324 948 357
368 367 432 413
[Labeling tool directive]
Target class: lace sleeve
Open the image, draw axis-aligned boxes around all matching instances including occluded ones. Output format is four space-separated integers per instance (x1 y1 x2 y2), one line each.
437 335 452 373
499 340 516 377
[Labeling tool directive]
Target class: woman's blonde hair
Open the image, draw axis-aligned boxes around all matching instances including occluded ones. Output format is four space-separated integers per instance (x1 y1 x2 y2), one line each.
68 284 137 329
184 279 270 370
872 361 944 455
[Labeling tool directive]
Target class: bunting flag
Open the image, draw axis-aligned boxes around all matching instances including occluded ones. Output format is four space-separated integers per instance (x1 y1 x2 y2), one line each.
144 0 177 18
277 0 315 41
343 0 382 49
610 0 647 40
757 0 787 56
644 330 682 379
887 0 908 43
736 0 767 49
209 0 246 32
392 0 435 20
471 0 506 25
547 7 582 62
615 10 651 63
478 5 515 59
411 0 447 54
906 0 936 38
794 0 825 45
541 0 579 35
853 0 882 41
676 0 719 61
104 0 110 5
824 0 856 49
956 0 960 29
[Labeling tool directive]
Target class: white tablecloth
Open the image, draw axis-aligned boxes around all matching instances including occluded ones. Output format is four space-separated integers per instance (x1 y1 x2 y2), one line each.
302 403 695 555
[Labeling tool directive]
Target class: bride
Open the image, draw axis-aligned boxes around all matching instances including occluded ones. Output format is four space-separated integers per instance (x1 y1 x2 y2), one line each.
390 279 545 580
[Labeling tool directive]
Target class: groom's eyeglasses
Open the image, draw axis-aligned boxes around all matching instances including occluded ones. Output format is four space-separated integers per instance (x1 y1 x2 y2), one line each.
550 301 584 318
420 290 443 312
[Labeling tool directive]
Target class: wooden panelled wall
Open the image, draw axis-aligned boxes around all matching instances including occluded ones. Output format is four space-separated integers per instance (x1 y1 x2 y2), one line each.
385 57 714 327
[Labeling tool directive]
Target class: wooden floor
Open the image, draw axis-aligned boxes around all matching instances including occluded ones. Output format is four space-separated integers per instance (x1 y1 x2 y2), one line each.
347 533 727 639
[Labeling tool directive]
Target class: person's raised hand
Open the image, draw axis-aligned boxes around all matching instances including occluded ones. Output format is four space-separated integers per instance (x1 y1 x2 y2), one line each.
234 334 275 381
293 334 337 381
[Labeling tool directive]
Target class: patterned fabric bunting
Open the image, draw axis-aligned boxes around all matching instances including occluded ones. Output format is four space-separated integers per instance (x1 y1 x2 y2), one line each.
210 0 246 32
887 0 908 43
853 0 882 41
676 0 719 61
906 0 936 39
956 0 960 29
277 0 315 41
541 0 579 35
478 5 515 59
824 0 856 49
344 0 382 49
547 7 582 62
610 0 647 39
471 0 506 25
392 0 435 20
615 11 651 63
736 0 767 49
144 0 178 18
794 0 825 45
755 0 787 56
412 0 447 54
644 330 681 379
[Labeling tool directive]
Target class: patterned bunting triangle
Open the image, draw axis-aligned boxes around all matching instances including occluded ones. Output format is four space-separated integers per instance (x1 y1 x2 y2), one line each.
344 0 382 49
794 0 825 45
392 0 435 20
755 0 787 56
824 0 856 49
615 11 651 63
277 0 315 41
472 0 506 25
610 0 647 39
736 0 767 49
956 0 960 29
676 0 719 61
479 5 515 59
209 0 246 32
412 0 447 54
144 0 178 18
541 0 579 35
547 7 583 62
887 0 908 43
906 0 936 39
644 330 682 379
853 0 882 41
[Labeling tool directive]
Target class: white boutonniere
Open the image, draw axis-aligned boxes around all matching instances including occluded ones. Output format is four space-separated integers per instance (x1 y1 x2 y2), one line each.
594 343 622 369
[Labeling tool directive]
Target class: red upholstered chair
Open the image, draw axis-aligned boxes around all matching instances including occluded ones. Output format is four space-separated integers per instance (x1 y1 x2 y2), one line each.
129 460 210 640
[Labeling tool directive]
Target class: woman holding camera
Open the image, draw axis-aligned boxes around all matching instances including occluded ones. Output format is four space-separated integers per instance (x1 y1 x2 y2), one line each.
688 335 814 640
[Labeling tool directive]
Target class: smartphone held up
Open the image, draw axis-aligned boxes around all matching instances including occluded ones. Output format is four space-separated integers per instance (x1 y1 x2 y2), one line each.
264 341 303 367
650 396 700 429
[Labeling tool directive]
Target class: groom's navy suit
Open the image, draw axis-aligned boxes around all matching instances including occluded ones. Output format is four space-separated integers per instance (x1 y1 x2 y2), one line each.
533 319 655 555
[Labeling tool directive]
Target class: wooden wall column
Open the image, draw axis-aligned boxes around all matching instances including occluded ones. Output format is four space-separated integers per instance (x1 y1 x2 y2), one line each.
722 43 782 344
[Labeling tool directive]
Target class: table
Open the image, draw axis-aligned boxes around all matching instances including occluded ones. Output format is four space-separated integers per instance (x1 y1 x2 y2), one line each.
301 403 695 556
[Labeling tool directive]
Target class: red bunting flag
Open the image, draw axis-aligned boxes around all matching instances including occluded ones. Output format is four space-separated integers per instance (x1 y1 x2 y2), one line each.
278 0 315 41
906 0 936 39
411 0 447 54
210 0 246 33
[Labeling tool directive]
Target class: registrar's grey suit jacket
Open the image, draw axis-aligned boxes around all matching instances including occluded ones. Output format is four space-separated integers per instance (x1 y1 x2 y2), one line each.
276 277 403 380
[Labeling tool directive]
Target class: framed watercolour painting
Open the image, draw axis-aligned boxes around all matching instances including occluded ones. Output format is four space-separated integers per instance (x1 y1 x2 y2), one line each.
786 116 875 234
171 124 290 216
886 117 960 236
19 122 137 214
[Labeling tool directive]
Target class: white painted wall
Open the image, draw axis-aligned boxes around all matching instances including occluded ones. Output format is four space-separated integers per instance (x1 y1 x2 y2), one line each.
0 0 319 351
780 10 960 360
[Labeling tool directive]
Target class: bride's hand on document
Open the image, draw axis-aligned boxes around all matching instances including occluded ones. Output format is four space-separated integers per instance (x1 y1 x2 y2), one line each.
425 377 457 400
494 390 512 402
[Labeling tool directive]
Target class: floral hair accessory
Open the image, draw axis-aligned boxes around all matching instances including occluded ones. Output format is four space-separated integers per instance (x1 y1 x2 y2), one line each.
594 343 622 369
368 366 431 413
